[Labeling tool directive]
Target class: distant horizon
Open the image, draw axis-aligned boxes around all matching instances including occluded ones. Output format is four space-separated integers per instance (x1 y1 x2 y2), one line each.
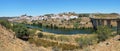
0 12 119 17
0 0 120 17
0 12 120 17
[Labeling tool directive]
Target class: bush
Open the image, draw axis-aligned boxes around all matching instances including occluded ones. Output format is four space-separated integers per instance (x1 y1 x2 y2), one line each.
74 22 79 28
38 32 43 38
75 37 94 48
96 26 112 42
0 20 12 29
29 29 36 38
12 24 30 41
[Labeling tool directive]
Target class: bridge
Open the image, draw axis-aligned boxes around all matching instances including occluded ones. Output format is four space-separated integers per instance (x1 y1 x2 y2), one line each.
90 16 120 34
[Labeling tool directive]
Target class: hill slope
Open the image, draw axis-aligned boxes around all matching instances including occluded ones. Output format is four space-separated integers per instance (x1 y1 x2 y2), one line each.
93 35 120 51
85 35 120 51
0 25 47 51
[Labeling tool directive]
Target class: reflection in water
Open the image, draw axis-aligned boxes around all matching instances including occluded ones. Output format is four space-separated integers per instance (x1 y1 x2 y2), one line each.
26 24 94 34
26 25 117 34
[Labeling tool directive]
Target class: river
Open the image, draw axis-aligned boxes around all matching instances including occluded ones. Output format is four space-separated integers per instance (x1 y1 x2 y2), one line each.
26 24 94 34
13 22 117 34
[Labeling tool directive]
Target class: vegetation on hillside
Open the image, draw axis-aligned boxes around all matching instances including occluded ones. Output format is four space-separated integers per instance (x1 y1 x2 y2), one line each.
78 14 90 17
75 36 97 49
96 26 112 42
0 20 12 29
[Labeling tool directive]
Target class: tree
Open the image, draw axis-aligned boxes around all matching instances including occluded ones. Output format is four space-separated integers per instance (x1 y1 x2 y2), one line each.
74 22 79 28
96 26 112 42
13 24 30 41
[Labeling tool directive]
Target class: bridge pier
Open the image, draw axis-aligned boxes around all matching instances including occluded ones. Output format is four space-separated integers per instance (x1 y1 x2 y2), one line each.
106 20 111 27
97 19 106 26
97 20 101 26
91 19 106 30
117 21 120 34
101 20 105 25
91 19 97 30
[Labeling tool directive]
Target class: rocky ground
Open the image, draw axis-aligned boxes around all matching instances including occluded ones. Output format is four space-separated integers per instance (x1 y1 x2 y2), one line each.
90 35 120 51
81 35 120 51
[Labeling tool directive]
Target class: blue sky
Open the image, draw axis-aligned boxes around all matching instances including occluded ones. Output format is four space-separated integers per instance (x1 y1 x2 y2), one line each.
0 0 120 16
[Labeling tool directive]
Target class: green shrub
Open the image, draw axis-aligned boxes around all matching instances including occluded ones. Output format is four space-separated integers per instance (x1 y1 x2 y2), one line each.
75 37 94 48
29 29 36 38
74 22 79 28
0 20 12 29
12 24 30 40
96 26 112 42
38 32 43 38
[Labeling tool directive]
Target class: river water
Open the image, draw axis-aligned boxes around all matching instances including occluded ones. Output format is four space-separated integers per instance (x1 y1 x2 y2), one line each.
26 24 94 34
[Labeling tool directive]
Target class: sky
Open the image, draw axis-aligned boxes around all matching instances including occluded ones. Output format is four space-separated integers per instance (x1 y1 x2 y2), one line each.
0 0 120 16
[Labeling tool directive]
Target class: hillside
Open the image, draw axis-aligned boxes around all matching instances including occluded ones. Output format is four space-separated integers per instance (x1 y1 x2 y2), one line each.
0 24 120 51
0 24 48 51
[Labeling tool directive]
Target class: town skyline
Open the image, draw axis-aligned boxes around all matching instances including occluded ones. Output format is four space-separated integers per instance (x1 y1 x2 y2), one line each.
1 12 119 17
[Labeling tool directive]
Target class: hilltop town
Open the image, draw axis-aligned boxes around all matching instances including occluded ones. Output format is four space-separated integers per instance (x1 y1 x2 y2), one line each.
8 12 78 22
8 12 93 29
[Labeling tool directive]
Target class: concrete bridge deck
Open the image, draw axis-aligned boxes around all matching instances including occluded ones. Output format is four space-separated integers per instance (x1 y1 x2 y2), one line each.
90 16 120 34
90 17 120 20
